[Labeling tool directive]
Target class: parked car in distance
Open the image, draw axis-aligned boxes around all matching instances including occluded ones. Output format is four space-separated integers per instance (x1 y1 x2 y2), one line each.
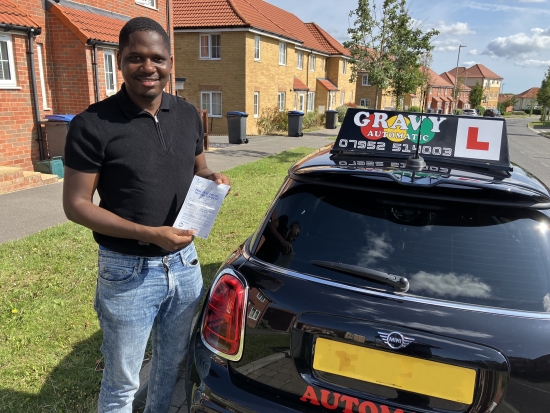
462 108 478 116
186 109 550 413
483 109 499 117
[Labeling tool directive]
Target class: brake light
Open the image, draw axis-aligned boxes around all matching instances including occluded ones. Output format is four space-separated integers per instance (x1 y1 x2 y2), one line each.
202 273 246 358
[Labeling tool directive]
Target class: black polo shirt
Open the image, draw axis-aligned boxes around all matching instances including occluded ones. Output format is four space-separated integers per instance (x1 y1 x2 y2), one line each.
65 84 203 256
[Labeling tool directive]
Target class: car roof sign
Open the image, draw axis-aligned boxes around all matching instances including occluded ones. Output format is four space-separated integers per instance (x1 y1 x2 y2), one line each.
331 109 511 171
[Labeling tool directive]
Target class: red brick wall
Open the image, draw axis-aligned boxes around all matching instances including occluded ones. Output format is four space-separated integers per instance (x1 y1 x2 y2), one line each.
0 0 174 171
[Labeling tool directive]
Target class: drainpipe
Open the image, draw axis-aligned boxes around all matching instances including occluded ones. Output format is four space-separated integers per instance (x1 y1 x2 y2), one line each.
27 28 46 161
90 41 101 102
166 0 173 94
1 24 46 161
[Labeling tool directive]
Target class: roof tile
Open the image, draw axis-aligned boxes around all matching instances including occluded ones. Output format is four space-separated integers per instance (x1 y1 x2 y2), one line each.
293 77 309 91
0 0 40 29
516 87 540 99
317 78 338 91
173 0 247 28
50 4 127 44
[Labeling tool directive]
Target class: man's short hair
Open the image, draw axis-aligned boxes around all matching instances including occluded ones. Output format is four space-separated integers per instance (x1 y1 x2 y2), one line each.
119 17 170 54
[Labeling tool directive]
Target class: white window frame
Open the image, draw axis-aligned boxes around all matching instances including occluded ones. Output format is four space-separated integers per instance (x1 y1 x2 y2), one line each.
248 307 261 320
104 49 117 96
0 34 17 88
278 92 286 111
297 51 303 70
201 91 222 117
254 35 260 61
329 91 336 110
342 59 347 74
256 292 266 302
295 92 305 111
135 0 156 9
253 91 260 118
199 34 221 60
278 42 287 65
307 92 315 112
309 54 316 72
360 98 371 108
362 75 370 86
341 91 345 106
36 43 49 109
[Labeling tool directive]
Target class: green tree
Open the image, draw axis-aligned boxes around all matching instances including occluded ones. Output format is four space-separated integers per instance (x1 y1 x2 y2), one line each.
344 0 438 110
501 95 518 111
537 66 550 124
387 2 439 110
469 82 484 109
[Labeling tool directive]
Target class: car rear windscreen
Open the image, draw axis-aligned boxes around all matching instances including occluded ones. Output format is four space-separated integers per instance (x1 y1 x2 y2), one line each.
253 184 550 313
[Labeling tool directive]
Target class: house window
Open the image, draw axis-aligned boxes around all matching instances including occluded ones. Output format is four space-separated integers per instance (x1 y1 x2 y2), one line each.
135 0 156 8
310 54 316 71
0 34 16 88
248 307 261 320
257 292 266 302
360 98 371 108
254 36 260 61
279 42 287 65
297 51 303 70
201 91 222 117
200 34 221 59
362 75 369 86
329 91 336 109
307 92 315 112
104 50 117 96
278 92 286 111
342 59 347 74
36 43 49 109
254 91 259 118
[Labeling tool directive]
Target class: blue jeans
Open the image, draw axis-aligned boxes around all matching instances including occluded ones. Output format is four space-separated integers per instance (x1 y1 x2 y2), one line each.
94 243 203 413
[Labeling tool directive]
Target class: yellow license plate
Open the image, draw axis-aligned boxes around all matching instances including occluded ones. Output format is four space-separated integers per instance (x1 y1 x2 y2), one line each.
313 338 476 405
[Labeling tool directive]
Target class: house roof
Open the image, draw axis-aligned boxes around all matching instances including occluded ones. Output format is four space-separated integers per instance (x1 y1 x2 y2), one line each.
439 72 471 91
317 78 338 91
445 64 502 80
516 87 540 99
173 0 349 56
49 3 128 44
293 77 309 91
426 68 454 88
0 0 40 29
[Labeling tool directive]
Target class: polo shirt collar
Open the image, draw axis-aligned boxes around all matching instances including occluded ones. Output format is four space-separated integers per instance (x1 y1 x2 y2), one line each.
116 83 175 119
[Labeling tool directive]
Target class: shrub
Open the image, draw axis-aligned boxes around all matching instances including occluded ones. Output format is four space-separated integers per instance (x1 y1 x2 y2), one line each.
408 106 421 113
525 108 541 115
336 105 350 122
344 102 358 108
256 107 288 134
455 109 463 115
476 105 485 114
303 111 324 130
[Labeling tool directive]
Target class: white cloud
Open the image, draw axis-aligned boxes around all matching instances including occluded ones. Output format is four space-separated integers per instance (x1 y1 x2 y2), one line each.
411 271 492 298
544 293 550 312
469 49 478 55
357 231 394 266
433 39 461 52
483 28 550 58
467 1 550 14
515 59 550 67
463 60 480 66
435 21 475 36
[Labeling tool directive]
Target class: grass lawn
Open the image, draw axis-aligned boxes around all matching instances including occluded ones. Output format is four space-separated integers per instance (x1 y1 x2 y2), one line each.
528 121 550 129
0 147 313 413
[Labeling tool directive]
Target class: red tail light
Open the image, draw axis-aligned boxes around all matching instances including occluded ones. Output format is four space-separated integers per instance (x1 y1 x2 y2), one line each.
201 273 246 358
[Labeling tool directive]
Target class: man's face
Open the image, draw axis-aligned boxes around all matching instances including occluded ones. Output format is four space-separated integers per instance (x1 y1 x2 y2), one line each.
117 30 172 103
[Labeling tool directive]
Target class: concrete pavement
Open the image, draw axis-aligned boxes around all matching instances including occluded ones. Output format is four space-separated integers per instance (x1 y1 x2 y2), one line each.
0 128 338 244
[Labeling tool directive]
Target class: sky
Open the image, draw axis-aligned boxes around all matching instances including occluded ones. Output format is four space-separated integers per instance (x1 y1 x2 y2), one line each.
267 0 550 94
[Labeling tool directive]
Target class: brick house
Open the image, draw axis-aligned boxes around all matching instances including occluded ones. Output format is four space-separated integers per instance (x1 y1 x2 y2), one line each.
499 93 515 113
442 64 503 110
419 68 455 114
1 0 173 189
439 71 471 111
172 0 353 135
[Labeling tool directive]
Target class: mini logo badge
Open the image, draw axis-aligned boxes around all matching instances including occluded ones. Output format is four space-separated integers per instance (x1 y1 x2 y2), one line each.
379 331 414 349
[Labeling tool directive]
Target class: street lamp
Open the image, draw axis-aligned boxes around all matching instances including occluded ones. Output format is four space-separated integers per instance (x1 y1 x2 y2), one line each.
453 44 466 112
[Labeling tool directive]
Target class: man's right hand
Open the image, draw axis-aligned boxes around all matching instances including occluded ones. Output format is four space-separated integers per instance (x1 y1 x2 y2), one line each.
148 227 195 252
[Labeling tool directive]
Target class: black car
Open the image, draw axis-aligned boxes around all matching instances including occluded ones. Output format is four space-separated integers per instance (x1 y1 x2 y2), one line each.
483 109 499 117
186 109 550 413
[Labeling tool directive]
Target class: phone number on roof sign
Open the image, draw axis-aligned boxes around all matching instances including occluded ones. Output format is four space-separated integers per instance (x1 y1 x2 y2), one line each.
338 139 453 157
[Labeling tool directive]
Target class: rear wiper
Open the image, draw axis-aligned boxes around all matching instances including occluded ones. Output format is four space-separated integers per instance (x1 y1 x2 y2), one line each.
311 260 409 293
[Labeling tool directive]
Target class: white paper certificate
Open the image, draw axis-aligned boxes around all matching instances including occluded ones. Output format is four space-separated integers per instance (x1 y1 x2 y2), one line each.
173 176 230 239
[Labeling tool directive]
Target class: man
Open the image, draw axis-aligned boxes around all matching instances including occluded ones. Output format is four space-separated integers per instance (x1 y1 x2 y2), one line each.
63 17 230 413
